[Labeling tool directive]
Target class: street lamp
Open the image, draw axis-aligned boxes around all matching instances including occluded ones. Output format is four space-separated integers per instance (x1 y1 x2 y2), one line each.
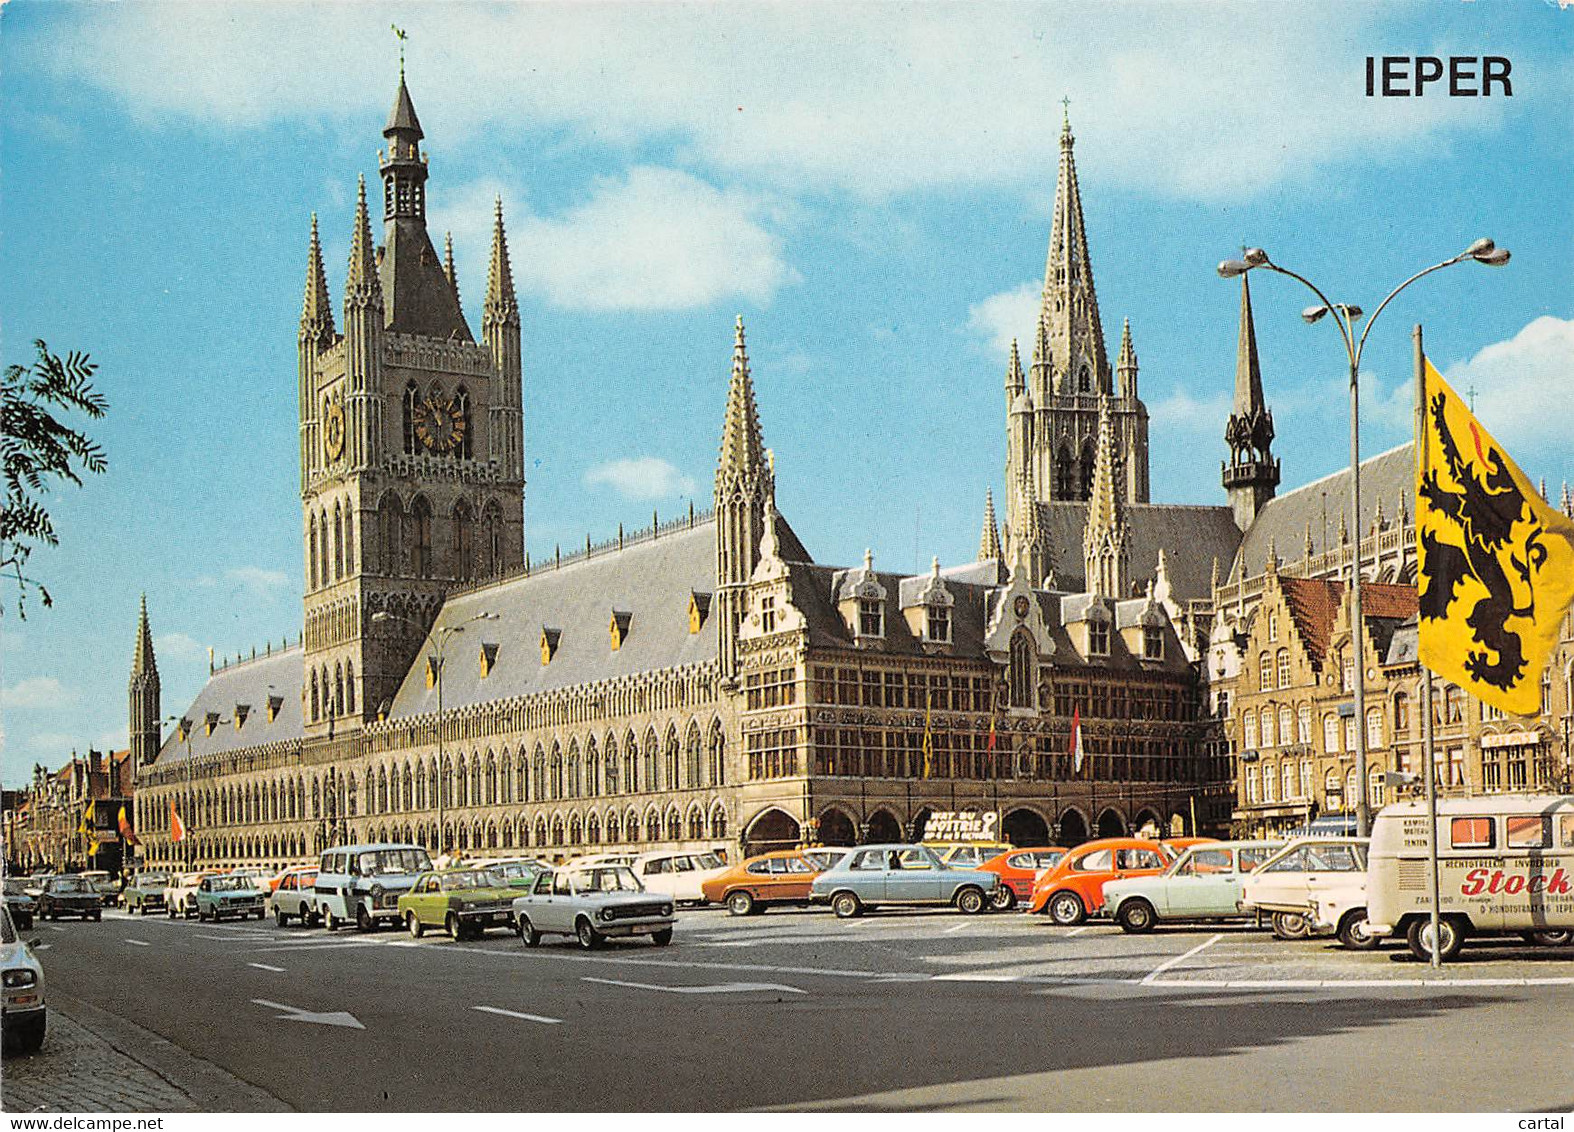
371 609 498 856
164 713 226 869
1217 238 1509 836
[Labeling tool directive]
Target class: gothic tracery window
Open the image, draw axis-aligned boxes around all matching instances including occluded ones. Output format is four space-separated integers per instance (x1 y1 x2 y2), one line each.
455 387 473 460
1009 630 1036 709
403 382 419 455
452 500 474 581
411 496 433 578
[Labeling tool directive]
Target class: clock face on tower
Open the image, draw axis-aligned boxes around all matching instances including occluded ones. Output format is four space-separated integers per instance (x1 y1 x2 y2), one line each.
323 399 346 461
414 394 467 454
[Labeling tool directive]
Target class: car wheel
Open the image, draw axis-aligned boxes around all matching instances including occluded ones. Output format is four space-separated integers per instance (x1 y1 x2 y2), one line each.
831 891 862 919
197 906 208 922
407 912 425 939
575 917 601 950
1047 891 1086 927
275 907 288 928
518 917 540 948
166 905 176 920
726 890 755 917
1117 899 1157 934
1521 930 1573 947
307 911 322 928
93 911 102 922
10 1012 45 1055
447 913 463 941
955 887 986 915
255 908 266 921
1270 911 1311 940
1407 915 1466 963
356 904 375 933
1337 909 1380 950
652 927 674 946
990 886 1018 912
323 907 338 932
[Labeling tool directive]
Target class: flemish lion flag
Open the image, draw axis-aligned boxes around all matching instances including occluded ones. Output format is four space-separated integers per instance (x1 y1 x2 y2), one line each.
1417 357 1574 716
169 800 187 843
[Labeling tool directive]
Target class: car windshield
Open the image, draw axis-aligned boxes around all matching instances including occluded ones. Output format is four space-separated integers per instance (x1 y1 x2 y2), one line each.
440 871 505 891
212 876 252 892
572 867 644 894
358 849 432 877
4 879 28 895
490 862 536 879
52 877 87 892
137 874 170 887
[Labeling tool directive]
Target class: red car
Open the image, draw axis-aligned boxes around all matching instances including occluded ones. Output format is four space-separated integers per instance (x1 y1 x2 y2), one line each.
977 847 1066 910
1028 838 1176 924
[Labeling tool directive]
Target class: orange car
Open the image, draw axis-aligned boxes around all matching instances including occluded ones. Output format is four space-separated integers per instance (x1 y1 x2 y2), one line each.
1029 838 1176 925
700 848 847 916
977 847 1066 910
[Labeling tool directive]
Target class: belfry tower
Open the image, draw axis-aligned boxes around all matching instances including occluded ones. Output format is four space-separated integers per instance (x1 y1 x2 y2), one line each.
296 72 526 732
1005 111 1151 544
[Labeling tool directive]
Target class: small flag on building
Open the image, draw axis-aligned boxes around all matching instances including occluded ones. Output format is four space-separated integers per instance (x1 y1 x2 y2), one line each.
79 799 95 835
1070 706 1085 774
170 800 187 843
118 805 139 846
921 690 934 779
1416 357 1574 716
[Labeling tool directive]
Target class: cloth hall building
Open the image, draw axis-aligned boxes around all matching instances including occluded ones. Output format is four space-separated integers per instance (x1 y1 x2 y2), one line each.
128 78 1358 872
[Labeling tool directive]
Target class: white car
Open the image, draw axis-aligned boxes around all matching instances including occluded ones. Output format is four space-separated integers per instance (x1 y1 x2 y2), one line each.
512 865 675 950
163 871 214 920
630 850 729 905
1 907 46 1053
1242 837 1374 948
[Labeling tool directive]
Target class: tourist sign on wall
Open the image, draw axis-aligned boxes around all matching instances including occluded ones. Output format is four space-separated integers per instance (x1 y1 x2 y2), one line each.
923 810 1000 842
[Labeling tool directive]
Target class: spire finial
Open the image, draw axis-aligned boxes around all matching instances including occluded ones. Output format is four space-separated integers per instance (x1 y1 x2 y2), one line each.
717 315 765 480
391 24 408 80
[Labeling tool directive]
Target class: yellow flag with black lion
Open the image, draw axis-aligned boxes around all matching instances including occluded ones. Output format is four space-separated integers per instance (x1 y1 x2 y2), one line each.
1416 357 1574 716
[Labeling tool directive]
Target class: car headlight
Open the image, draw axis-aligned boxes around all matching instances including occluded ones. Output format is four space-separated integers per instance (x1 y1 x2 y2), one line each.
3 970 37 988
598 908 614 922
662 904 673 917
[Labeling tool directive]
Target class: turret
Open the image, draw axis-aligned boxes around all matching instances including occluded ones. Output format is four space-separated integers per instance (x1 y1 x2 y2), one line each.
483 198 524 481
128 595 161 770
342 173 384 469
299 212 336 489
714 316 771 682
1116 318 1138 400
1222 273 1280 529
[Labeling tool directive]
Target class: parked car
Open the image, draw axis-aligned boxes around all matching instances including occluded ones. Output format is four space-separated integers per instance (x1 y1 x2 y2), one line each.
122 870 171 916
976 847 1066 911
195 874 267 922
3 880 37 931
512 865 675 950
1366 794 1574 962
1242 837 1374 946
314 843 433 932
925 841 1014 870
265 864 316 896
802 848 847 870
22 875 52 900
630 850 729 905
471 857 546 892
1105 840 1283 933
37 876 101 922
79 871 120 907
809 844 999 918
268 868 320 927
700 848 842 915
1029 838 1176 924
397 868 515 940
1 907 46 1053
164 872 216 919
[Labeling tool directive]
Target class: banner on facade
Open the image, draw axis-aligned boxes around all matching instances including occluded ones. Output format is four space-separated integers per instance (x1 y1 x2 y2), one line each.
924 810 1000 842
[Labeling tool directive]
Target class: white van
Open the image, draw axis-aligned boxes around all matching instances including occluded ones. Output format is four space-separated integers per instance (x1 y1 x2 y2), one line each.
1366 794 1574 961
631 850 728 905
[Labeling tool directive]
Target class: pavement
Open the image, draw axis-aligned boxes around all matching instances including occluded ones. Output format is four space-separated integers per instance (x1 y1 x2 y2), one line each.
4 903 1573 1112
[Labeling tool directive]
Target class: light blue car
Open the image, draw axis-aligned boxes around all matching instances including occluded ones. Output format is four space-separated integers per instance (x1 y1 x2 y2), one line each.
809 843 999 918
1104 840 1283 933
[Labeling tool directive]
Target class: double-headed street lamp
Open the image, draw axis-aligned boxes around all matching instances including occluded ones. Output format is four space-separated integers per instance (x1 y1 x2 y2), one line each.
371 609 498 856
164 712 227 868
1218 239 1510 836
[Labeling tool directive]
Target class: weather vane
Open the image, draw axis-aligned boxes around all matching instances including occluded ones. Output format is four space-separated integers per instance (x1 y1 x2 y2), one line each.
1061 95 1071 121
391 24 408 79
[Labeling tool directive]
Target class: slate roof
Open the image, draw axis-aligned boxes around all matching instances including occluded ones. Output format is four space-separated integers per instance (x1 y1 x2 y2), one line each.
1231 443 1413 582
1385 618 1419 667
1037 501 1242 601
158 647 305 764
797 564 995 656
378 224 474 342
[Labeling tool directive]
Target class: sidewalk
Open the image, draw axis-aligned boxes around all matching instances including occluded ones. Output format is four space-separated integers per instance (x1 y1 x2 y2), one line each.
1 994 288 1114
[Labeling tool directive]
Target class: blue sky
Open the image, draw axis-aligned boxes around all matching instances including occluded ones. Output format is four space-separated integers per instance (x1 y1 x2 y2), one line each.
3 1 1571 784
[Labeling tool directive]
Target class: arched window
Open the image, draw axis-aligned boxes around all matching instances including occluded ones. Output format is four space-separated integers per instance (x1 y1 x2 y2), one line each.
1278 706 1292 749
1079 441 1096 502
411 497 433 578
334 500 345 581
1078 364 1091 394
1260 706 1275 747
345 660 355 714
1283 761 1295 800
1009 630 1036 709
567 742 581 799
343 508 354 575
318 509 330 590
379 496 402 575
334 662 344 716
452 500 474 581
308 515 319 591
310 670 319 722
1276 649 1290 689
1298 704 1312 745
685 723 703 788
1393 692 1411 733
643 731 659 792
1055 446 1076 499
585 739 600 797
483 502 503 577
550 744 564 800
605 737 620 795
403 382 419 455
664 729 679 790
708 722 726 787
454 386 473 460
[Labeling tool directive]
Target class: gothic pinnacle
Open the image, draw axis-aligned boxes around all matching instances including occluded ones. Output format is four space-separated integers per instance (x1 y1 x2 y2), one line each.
979 489 1003 561
717 315 765 478
301 212 335 338
444 231 459 300
131 593 158 680
345 174 380 300
1006 339 1024 394
484 197 518 318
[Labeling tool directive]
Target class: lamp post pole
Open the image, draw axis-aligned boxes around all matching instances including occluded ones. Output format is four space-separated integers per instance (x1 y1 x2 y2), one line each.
371 610 497 857
1218 238 1509 837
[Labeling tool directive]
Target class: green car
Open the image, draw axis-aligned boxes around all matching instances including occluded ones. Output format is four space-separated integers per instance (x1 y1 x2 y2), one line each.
123 871 170 916
397 868 515 940
194 875 267 922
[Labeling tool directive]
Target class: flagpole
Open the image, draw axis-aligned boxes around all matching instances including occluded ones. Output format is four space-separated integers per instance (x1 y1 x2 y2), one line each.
1415 322 1444 969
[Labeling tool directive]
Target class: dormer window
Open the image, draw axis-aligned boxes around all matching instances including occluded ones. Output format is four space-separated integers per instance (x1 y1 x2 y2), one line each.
688 592 711 634
926 604 951 644
1088 620 1110 657
859 598 883 638
233 704 251 730
266 695 283 724
204 712 221 737
609 611 632 652
479 642 499 679
540 627 562 666
1143 625 1164 660
760 595 777 634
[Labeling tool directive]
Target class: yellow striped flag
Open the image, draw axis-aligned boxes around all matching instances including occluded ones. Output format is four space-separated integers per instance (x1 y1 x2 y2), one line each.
921 689 933 779
1417 357 1574 716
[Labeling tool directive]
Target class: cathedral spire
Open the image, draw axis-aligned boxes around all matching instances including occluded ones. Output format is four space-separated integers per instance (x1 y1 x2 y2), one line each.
1083 399 1129 598
1222 273 1279 529
131 593 157 681
345 174 381 302
979 488 1003 562
717 315 766 478
715 316 771 682
300 212 335 343
128 594 161 769
1039 108 1109 396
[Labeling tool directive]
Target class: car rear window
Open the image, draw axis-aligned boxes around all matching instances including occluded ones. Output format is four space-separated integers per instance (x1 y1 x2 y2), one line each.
1238 847 1274 873
1506 816 1551 850
1122 848 1168 870
1560 814 1574 849
1451 817 1495 850
1074 849 1113 872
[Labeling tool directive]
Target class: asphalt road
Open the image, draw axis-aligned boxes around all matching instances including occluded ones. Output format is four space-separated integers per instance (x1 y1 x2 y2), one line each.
11 904 1574 1112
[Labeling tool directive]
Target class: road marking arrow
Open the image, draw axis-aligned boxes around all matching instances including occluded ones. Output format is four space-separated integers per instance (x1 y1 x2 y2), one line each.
582 976 805 995
251 998 365 1029
472 1005 562 1025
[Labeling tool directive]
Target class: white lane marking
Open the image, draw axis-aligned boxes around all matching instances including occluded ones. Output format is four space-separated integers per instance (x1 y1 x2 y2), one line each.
124 939 150 947
583 976 807 995
32 944 51 951
931 972 1021 982
694 940 757 948
473 1005 562 1025
944 923 968 934
46 926 65 933
1141 933 1224 985
243 942 382 954
196 934 271 942
248 963 286 973
1146 975 1574 990
1068 926 1094 937
251 998 365 1029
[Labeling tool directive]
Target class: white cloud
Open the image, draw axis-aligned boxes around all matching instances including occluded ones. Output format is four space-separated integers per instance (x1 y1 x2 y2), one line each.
154 632 204 660
197 566 290 599
26 3 1521 202
1 677 75 711
584 457 697 501
1441 316 1574 478
966 282 1040 359
1150 389 1233 433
